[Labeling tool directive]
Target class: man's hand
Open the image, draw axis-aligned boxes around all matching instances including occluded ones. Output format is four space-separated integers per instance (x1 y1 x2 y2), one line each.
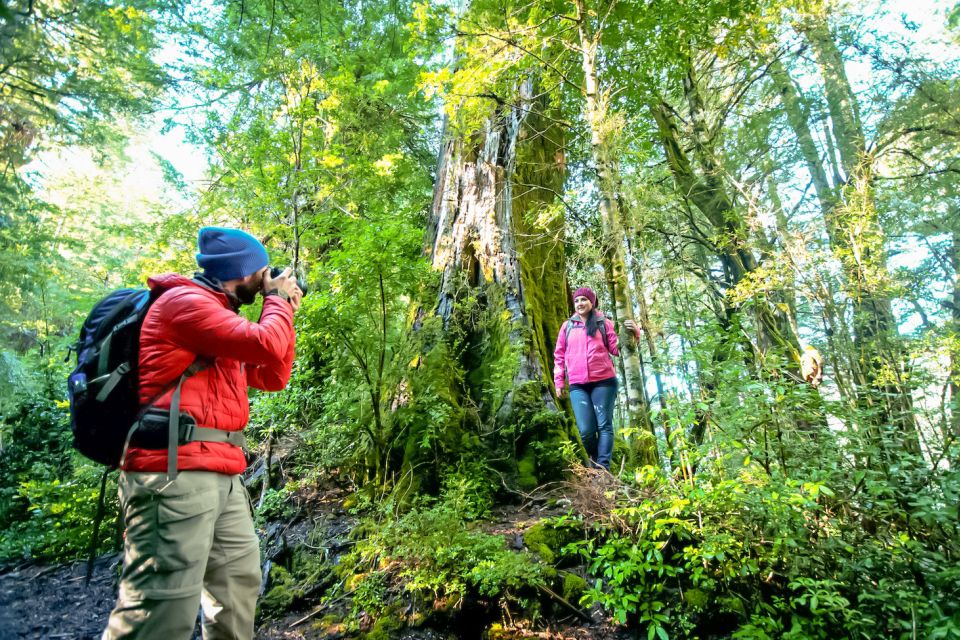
263 267 303 312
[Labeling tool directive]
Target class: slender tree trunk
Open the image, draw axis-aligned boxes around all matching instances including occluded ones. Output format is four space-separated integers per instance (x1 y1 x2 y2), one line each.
649 97 802 364
768 54 837 211
767 175 801 341
952 226 960 438
778 12 920 453
629 248 672 459
795 17 864 181
574 0 656 464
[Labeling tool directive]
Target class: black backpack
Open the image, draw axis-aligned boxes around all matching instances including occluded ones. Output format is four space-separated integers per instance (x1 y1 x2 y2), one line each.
67 288 161 466
68 285 214 583
69 283 231 472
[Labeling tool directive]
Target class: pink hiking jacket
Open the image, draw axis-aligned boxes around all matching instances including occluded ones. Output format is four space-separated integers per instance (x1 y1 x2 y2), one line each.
554 315 620 390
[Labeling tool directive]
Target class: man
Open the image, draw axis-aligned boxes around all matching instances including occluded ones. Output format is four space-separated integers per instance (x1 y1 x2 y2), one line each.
103 227 302 640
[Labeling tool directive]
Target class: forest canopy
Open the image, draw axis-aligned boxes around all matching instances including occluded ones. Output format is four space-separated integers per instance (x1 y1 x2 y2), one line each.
1 0 960 637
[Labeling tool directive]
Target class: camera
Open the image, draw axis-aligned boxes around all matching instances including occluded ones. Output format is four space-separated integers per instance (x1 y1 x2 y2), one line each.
269 266 309 296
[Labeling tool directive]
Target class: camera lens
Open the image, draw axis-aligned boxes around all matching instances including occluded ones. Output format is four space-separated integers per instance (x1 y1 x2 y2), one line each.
269 267 308 296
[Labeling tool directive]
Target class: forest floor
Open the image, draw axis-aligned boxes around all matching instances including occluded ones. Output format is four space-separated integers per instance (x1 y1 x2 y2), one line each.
0 479 629 640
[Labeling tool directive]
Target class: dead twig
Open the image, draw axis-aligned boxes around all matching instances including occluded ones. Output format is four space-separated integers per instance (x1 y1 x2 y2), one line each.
289 586 354 628
537 583 592 622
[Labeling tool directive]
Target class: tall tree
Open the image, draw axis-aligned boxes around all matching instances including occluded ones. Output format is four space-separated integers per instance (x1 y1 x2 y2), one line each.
423 74 575 488
0 0 183 366
185 0 438 485
572 0 653 455
762 2 926 454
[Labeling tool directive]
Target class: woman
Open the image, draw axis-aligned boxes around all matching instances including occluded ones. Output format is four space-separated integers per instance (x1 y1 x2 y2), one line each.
553 287 637 470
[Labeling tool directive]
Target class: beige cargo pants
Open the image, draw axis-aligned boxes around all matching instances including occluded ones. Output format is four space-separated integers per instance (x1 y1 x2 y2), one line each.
102 471 261 640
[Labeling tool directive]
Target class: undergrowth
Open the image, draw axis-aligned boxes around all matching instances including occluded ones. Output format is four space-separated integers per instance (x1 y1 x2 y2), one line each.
554 458 960 640
337 462 547 632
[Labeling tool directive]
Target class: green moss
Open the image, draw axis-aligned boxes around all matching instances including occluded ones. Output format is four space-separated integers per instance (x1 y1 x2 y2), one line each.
506 381 578 489
319 614 340 626
260 549 333 617
617 428 658 470
523 520 579 565
312 614 345 636
719 595 746 615
530 409 575 481
684 588 709 610
517 453 538 492
451 284 521 419
560 571 587 602
342 493 359 511
512 97 569 386
364 610 403 640
487 623 521 640
260 565 296 613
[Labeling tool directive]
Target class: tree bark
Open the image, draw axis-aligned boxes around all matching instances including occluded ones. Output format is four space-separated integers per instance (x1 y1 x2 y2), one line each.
423 79 574 487
574 0 656 464
775 13 920 454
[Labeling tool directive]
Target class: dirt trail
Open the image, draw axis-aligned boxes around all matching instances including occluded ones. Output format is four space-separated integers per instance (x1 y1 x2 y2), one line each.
0 554 128 640
0 481 627 640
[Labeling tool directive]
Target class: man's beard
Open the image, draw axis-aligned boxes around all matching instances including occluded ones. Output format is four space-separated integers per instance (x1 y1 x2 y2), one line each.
235 280 260 306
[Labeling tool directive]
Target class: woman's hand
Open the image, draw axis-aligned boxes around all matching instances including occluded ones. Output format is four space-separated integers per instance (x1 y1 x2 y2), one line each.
556 386 566 399
623 319 640 340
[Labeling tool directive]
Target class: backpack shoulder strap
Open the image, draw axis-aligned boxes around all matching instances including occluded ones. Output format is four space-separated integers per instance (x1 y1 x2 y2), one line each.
600 317 611 352
564 315 582 344
568 314 614 353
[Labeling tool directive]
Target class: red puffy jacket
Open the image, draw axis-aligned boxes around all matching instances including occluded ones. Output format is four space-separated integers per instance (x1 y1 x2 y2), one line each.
122 274 296 475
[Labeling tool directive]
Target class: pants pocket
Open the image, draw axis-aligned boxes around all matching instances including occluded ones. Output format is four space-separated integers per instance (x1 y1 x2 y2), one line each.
155 489 217 572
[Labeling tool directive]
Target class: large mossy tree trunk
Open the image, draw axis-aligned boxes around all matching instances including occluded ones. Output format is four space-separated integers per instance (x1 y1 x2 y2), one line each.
421 80 576 490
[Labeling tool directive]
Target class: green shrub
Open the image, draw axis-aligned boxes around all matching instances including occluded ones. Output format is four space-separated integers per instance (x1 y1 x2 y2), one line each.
570 456 960 639
0 462 119 562
0 398 74 528
344 487 546 622
255 484 297 527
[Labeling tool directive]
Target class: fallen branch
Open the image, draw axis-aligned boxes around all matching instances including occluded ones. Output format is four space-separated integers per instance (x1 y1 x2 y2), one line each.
537 583 591 622
289 586 354 628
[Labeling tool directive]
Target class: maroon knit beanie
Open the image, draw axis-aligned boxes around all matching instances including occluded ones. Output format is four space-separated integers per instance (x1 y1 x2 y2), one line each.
572 287 597 307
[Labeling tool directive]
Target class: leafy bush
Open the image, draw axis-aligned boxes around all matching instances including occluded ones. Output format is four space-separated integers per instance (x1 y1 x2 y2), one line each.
568 454 960 639
438 459 497 521
0 463 118 562
255 484 298 527
0 396 117 564
344 482 546 622
0 398 74 526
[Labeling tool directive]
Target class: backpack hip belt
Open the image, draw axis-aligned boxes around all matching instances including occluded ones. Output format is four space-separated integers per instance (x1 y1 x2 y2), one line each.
128 407 246 449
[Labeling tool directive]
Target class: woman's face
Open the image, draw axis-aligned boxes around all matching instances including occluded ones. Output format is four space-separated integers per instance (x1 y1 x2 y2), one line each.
574 295 593 316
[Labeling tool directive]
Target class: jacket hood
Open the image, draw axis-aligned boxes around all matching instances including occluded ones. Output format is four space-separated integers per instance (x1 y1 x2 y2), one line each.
568 311 607 324
147 273 230 306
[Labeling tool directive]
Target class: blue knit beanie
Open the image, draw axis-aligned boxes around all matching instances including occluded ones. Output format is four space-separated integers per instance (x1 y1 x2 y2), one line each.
196 227 269 282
